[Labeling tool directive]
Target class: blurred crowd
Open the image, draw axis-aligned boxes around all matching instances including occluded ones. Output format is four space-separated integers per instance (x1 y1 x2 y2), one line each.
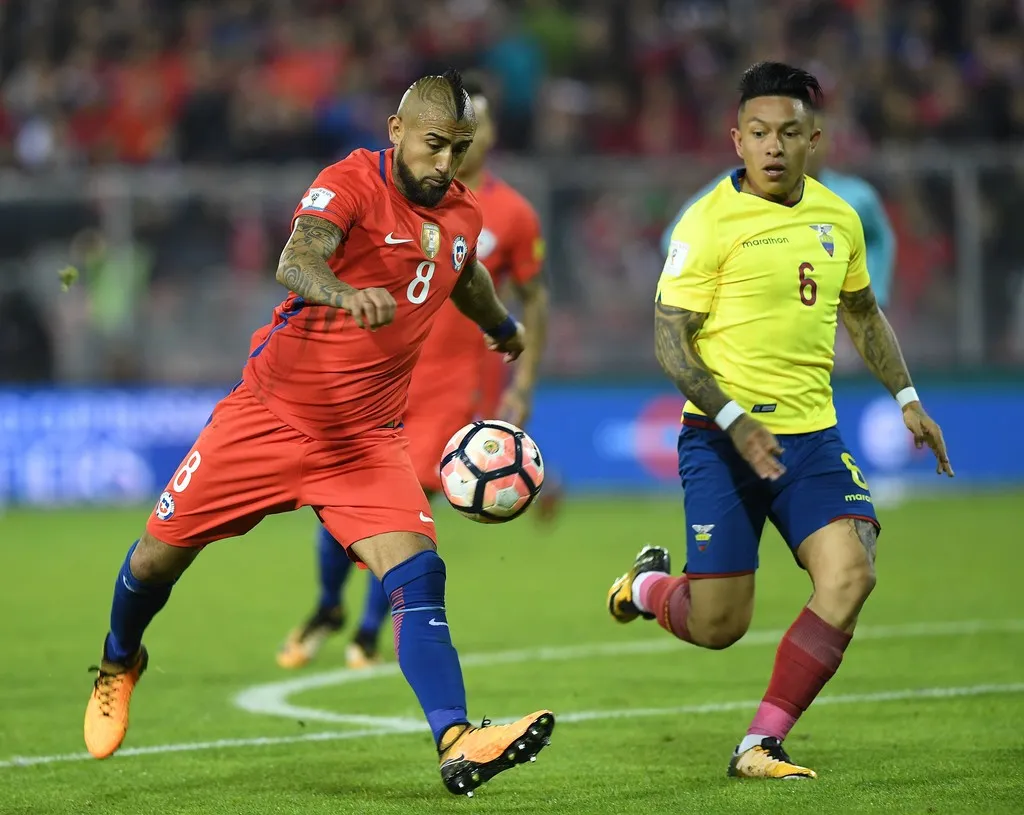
1 0 1023 383
1 0 1023 168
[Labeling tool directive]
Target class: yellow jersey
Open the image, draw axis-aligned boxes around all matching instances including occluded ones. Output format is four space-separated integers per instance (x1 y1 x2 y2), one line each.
656 170 871 434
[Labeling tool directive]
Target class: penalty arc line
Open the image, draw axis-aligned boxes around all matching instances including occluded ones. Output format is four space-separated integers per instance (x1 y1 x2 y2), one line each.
2 682 1023 770
233 618 1024 727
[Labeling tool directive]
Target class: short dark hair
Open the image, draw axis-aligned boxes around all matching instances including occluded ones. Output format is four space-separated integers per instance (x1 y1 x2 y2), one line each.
439 67 469 119
738 62 824 111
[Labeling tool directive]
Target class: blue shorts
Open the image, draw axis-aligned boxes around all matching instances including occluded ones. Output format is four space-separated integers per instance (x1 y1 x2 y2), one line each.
677 415 879 578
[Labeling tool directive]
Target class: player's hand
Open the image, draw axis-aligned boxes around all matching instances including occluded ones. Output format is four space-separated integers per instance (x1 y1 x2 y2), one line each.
728 414 786 481
342 287 396 330
902 402 954 477
498 385 532 427
485 319 526 363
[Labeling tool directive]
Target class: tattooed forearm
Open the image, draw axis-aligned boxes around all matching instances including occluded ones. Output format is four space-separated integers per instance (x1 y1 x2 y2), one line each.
276 215 354 308
450 259 509 329
840 286 913 397
654 302 732 417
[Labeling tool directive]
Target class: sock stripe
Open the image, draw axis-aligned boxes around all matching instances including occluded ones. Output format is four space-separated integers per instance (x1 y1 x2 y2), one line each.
391 605 446 616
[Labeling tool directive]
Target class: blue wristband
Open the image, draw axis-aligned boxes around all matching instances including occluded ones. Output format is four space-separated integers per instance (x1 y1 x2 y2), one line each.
484 315 517 342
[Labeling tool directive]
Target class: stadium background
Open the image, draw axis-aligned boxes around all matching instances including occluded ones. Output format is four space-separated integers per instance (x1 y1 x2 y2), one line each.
1 4 1023 814
0 0 1022 504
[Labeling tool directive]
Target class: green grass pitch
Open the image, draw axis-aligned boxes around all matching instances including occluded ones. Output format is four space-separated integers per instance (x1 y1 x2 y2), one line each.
1 491 1022 814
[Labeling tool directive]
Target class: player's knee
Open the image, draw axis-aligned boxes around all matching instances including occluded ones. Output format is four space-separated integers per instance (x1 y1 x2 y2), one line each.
689 608 752 650
818 561 876 610
132 531 198 584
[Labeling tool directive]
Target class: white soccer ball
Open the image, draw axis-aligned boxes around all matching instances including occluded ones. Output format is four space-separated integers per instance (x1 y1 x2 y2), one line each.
439 420 545 523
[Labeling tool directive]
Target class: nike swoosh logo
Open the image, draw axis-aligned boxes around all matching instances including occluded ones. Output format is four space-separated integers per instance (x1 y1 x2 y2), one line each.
419 512 434 523
428 618 449 627
384 232 413 244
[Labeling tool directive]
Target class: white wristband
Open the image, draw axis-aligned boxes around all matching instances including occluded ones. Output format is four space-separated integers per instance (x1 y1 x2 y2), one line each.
714 400 745 431
896 387 920 408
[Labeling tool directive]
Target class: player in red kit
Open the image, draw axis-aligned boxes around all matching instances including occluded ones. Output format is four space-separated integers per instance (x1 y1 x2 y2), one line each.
83 70 554 798
276 75 552 672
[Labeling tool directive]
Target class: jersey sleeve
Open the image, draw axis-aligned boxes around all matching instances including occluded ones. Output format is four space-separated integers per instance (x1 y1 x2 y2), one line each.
291 162 374 235
506 199 545 284
655 206 719 312
841 208 872 293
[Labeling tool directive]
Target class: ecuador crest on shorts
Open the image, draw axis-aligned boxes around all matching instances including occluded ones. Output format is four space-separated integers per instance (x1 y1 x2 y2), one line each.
810 224 835 257
420 223 441 260
452 234 469 271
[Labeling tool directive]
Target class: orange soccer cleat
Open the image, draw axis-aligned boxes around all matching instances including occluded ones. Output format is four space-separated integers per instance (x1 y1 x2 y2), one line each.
438 711 555 797
84 646 149 759
728 737 817 779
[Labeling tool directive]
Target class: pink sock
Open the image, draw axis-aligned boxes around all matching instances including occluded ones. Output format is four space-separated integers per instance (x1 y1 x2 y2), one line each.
747 607 852 740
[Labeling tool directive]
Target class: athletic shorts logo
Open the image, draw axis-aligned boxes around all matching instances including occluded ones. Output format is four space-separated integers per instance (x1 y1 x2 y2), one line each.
691 524 715 551
155 491 175 521
452 234 469 271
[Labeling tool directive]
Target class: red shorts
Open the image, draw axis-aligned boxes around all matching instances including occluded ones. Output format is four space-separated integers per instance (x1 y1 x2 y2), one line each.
403 388 476 494
146 383 436 555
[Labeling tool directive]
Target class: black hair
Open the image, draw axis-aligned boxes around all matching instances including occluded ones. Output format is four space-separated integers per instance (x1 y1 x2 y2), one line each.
441 67 469 119
738 62 824 110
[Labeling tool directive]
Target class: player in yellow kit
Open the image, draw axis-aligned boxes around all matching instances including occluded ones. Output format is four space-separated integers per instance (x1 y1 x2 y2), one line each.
607 62 953 779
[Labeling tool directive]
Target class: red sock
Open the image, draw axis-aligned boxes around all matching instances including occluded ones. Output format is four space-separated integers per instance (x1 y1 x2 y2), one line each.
747 607 852 740
641 575 695 644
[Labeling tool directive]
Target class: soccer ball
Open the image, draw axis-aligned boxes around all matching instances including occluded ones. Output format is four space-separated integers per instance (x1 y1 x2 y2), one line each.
439 420 545 523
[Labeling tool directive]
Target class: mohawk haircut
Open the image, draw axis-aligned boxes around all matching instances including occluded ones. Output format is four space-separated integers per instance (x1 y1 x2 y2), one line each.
442 67 469 119
738 62 825 111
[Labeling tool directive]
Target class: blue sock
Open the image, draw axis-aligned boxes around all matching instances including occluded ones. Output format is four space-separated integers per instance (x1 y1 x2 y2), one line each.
357 575 390 642
381 550 468 746
104 541 174 665
317 525 352 612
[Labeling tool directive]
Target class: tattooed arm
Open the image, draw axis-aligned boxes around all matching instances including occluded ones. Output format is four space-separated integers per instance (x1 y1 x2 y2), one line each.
654 301 786 480
838 285 912 396
276 215 395 329
653 302 732 418
841 285 954 475
276 215 350 307
450 259 510 329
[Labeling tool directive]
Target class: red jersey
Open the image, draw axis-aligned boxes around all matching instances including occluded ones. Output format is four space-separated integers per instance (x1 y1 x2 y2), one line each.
243 148 482 441
409 172 545 404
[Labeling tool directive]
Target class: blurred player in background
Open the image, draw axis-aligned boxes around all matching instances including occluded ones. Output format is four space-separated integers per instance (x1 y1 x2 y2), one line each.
608 62 952 779
276 73 551 672
83 69 554 797
661 110 895 307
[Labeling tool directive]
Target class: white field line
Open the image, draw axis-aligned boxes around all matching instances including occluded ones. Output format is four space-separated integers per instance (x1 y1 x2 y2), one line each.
3 683 1022 770
234 618 1024 726
2 618 1021 770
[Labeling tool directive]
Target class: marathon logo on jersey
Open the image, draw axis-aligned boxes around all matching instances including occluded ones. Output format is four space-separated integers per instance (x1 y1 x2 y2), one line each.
663 240 689 277
155 491 175 521
451 234 469 271
752 403 777 413
692 524 715 551
421 223 441 260
810 224 835 257
300 187 336 212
